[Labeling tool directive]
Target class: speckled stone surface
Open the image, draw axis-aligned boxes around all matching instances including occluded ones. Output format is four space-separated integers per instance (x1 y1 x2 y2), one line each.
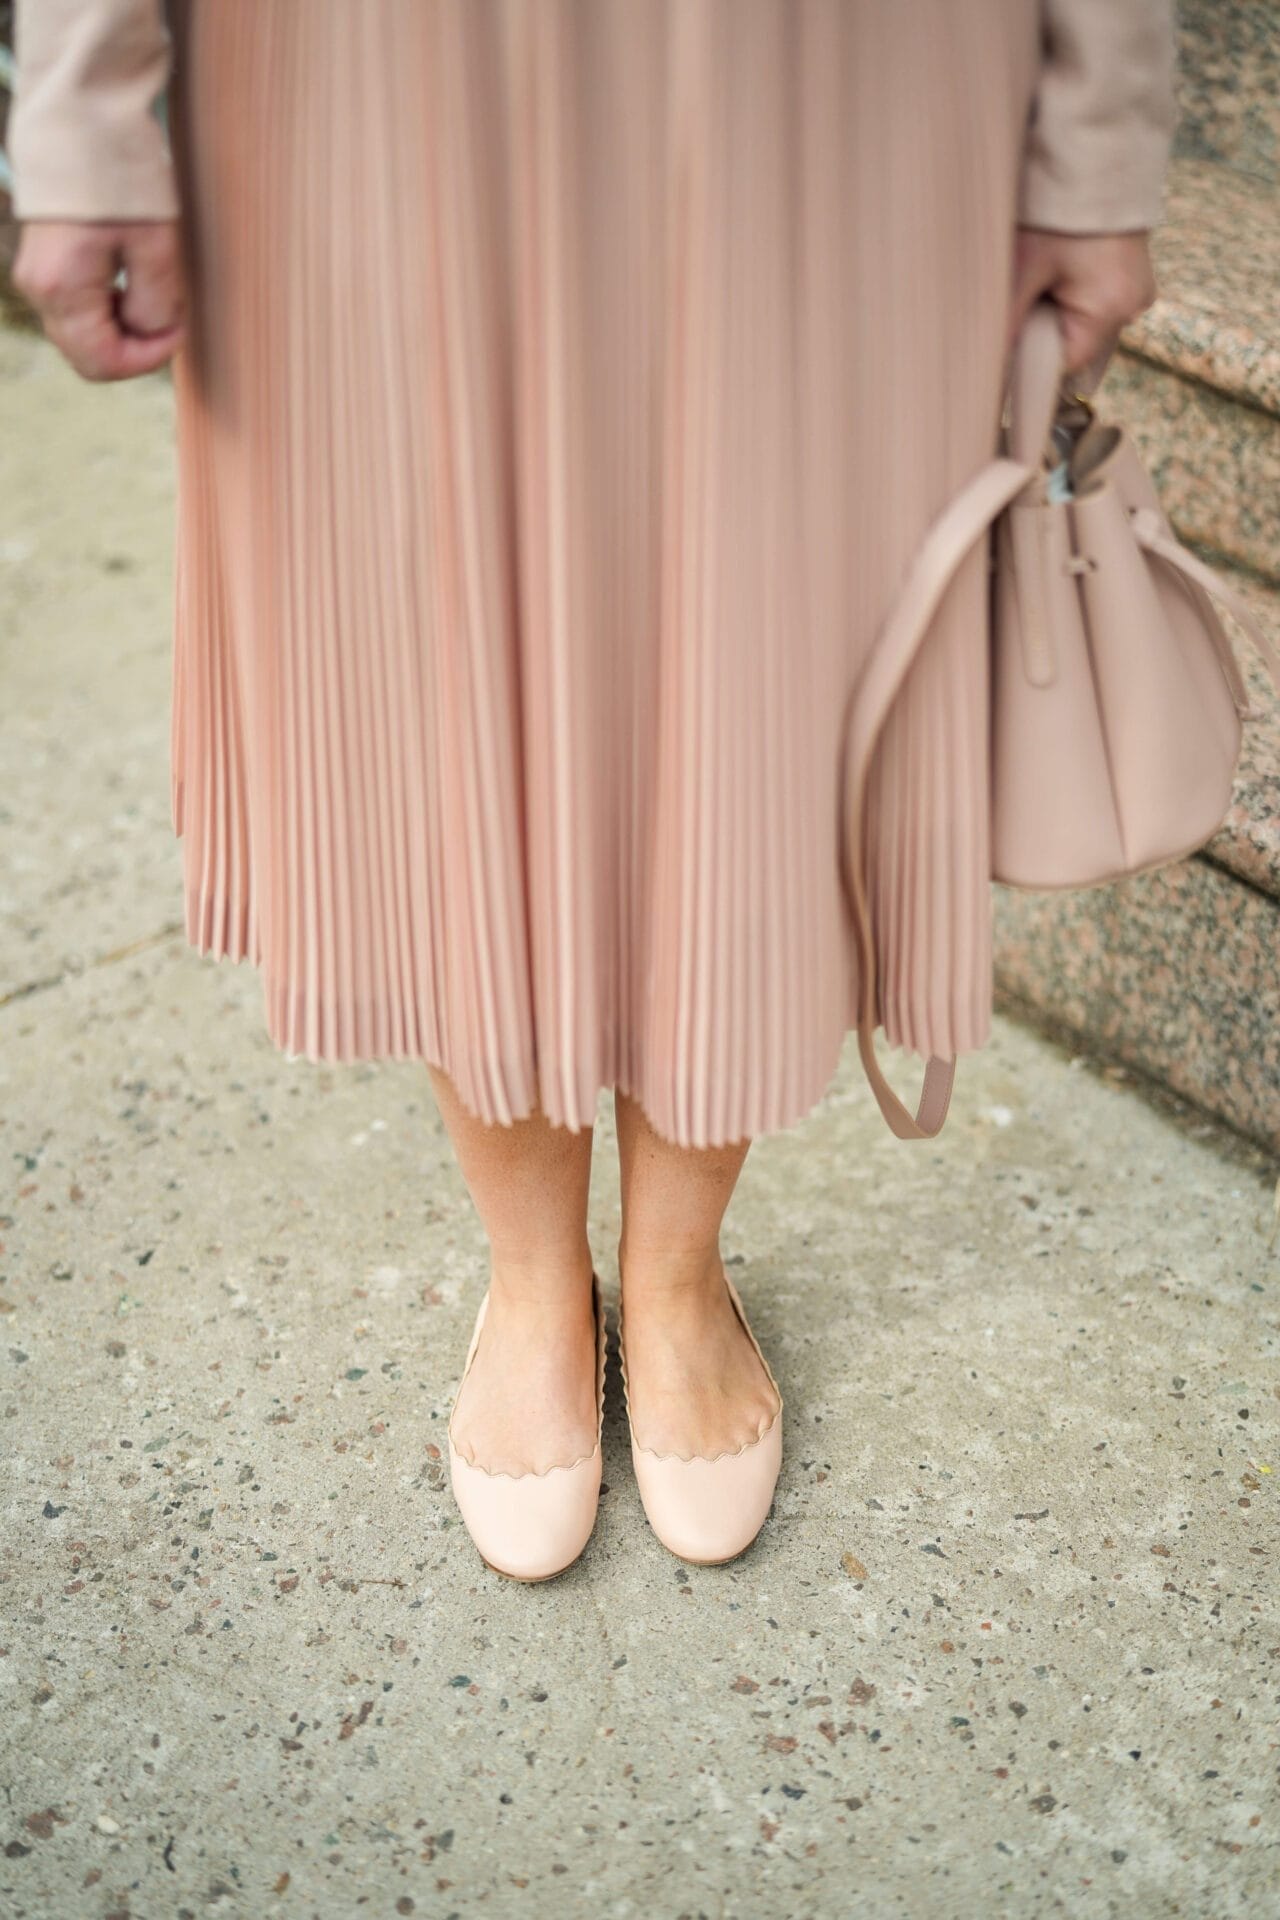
1203 563 1280 898
994 857 1280 1150
1110 29 1280 589
1123 158 1280 418
1098 348 1280 589
4 331 1280 1920
1173 0 1280 189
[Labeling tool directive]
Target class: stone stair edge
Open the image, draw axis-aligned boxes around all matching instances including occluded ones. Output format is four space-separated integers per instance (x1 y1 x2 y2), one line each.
1164 545 1280 899
1118 157 1280 419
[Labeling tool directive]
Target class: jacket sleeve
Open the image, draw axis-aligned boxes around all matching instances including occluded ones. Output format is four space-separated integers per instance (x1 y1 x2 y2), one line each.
1017 0 1177 232
8 0 179 220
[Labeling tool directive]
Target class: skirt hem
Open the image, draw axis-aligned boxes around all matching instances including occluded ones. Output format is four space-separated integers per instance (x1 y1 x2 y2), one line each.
180 881 991 1149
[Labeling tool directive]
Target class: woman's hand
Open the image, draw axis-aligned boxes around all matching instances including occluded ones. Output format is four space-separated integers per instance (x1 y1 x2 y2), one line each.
1007 229 1157 384
12 220 184 381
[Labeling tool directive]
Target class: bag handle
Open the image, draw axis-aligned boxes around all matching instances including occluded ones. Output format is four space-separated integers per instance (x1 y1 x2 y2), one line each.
1007 299 1068 469
840 306 1064 1138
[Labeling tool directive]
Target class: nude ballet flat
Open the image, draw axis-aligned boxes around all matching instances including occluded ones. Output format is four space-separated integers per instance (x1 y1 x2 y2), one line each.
447 1271 607 1583
618 1267 784 1566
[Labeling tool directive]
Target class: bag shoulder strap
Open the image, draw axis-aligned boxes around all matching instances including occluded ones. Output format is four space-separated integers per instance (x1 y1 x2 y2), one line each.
842 454 1033 1138
845 301 1058 1137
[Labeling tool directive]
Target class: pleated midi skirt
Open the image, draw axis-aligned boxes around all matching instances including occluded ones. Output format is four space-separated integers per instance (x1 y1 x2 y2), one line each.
165 0 1042 1146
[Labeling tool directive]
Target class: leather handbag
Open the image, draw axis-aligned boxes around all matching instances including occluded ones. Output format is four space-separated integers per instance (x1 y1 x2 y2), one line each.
842 297 1280 1142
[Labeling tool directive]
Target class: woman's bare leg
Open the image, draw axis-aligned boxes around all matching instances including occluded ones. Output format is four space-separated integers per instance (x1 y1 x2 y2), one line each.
614 1091 780 1457
429 1066 598 1476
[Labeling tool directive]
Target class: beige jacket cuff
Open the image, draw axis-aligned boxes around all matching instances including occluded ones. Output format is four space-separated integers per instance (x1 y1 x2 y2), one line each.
1018 0 1177 233
9 0 178 221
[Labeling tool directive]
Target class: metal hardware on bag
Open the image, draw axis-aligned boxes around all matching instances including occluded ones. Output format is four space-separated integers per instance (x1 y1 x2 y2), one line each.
1045 452 1074 502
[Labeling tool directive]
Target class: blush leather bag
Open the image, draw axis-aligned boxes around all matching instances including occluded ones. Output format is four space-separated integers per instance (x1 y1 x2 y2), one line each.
842 297 1280 1142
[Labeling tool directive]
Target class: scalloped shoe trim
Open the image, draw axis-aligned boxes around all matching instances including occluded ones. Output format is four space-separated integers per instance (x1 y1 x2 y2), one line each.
623 1409 780 1466
450 1441 601 1480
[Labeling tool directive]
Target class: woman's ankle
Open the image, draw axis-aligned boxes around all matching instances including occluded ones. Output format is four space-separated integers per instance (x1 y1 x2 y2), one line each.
618 1240 725 1305
487 1248 596 1312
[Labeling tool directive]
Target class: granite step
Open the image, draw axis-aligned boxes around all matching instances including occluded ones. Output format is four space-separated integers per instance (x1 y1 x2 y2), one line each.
1123 157 1280 416
1202 563 1280 897
993 844 1280 1153
1103 156 1280 586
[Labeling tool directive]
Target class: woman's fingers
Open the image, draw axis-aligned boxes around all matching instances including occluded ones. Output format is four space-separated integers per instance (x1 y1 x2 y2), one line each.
1008 229 1158 377
116 222 185 340
12 220 184 382
61 305 182 381
44 278 179 382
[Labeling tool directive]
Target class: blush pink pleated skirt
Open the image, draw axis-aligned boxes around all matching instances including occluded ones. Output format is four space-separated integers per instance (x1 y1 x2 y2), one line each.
165 0 1040 1146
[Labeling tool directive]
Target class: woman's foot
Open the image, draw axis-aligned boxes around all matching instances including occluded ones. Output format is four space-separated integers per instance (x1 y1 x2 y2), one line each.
617 1248 781 1460
448 1256 601 1476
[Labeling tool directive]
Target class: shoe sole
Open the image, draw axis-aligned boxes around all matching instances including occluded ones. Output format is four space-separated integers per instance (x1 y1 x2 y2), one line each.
672 1549 750 1566
478 1549 585 1583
